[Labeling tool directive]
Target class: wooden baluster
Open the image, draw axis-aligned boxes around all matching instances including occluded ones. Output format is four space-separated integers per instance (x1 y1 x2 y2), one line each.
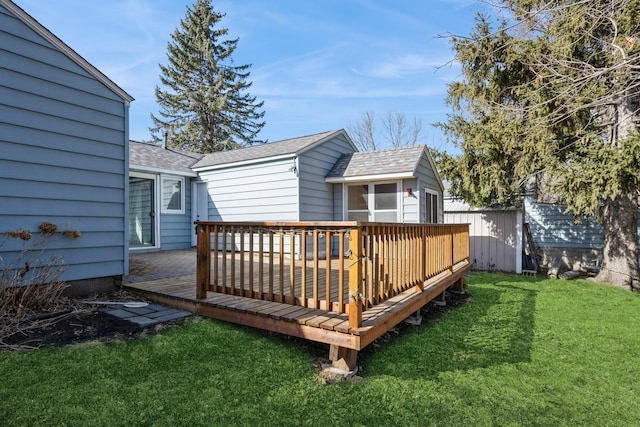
338 230 345 313
258 231 264 300
268 231 274 301
213 226 219 289
249 227 254 297
325 230 332 311
289 231 295 305
239 229 245 296
301 230 307 307
313 230 319 309
279 229 285 303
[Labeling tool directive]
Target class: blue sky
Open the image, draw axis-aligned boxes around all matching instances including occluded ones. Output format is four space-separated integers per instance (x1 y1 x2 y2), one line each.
15 0 489 151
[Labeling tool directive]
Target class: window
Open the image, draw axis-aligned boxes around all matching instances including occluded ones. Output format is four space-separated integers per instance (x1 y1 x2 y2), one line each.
425 190 439 223
347 184 369 221
347 182 399 222
373 183 397 222
161 176 185 214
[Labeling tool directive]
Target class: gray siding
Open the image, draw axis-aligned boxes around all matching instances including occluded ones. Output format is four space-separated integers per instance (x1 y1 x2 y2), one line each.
333 184 343 221
200 158 299 221
298 133 355 221
413 151 442 223
402 178 418 222
159 179 193 250
445 210 521 272
524 196 603 249
0 5 128 281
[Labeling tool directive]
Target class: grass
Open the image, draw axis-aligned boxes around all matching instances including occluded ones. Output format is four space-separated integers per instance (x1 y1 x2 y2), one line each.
2 272 639 426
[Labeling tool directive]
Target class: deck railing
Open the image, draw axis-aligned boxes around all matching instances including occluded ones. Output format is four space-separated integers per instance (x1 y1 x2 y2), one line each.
195 221 469 328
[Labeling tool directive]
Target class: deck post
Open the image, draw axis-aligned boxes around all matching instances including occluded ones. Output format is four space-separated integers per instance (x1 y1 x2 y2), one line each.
348 226 363 329
196 223 210 299
452 277 465 293
329 344 358 372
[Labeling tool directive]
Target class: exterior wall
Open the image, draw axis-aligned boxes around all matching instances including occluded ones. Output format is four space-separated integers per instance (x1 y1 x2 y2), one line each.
159 177 193 250
200 158 299 222
524 196 603 269
445 210 522 273
401 178 418 223
298 133 355 221
331 151 442 224
332 184 343 221
0 5 129 282
524 196 603 249
413 151 443 223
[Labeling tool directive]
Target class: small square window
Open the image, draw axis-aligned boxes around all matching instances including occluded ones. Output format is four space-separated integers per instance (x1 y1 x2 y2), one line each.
162 176 185 214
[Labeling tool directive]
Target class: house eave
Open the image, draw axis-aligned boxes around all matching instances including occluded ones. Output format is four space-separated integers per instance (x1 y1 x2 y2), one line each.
193 153 296 173
130 164 198 177
325 172 415 183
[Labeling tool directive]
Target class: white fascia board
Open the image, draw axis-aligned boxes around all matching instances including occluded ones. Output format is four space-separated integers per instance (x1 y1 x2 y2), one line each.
192 153 295 172
130 164 198 177
325 172 415 183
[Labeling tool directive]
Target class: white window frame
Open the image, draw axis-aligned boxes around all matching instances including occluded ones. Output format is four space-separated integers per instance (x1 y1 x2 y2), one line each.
345 181 400 222
425 189 439 224
161 175 186 215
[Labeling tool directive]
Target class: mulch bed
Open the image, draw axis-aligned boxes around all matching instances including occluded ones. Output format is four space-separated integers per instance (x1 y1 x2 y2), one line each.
0 290 160 350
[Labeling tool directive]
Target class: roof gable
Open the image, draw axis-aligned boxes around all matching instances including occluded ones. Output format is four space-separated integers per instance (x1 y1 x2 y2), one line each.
1 0 133 104
193 129 354 170
130 141 204 176
326 145 428 180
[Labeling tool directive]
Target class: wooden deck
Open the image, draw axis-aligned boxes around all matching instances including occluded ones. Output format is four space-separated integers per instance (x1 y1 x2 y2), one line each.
125 221 472 371
124 260 471 358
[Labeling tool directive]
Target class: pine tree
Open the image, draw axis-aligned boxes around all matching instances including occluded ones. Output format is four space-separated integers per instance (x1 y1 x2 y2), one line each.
150 0 265 153
439 1 640 289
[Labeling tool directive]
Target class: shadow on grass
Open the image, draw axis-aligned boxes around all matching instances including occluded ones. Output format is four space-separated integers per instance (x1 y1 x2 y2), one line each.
361 273 540 380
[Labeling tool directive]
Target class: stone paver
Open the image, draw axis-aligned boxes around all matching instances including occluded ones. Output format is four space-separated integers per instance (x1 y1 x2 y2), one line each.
100 304 191 327
103 249 197 326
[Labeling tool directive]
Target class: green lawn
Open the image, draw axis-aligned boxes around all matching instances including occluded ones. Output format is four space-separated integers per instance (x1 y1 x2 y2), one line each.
2 273 639 426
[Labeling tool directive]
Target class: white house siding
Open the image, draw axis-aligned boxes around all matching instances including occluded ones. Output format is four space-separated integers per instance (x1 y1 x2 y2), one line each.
200 158 299 222
298 133 355 221
445 210 522 273
0 4 130 282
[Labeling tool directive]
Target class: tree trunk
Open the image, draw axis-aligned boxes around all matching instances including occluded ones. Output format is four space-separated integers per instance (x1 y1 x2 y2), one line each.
595 192 640 290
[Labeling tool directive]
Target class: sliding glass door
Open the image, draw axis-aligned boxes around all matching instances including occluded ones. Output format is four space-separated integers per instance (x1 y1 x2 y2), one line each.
129 175 156 248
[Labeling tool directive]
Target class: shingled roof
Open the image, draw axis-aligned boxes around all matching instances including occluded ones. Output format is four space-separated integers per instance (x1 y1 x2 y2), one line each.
326 145 429 180
192 130 348 170
129 141 204 176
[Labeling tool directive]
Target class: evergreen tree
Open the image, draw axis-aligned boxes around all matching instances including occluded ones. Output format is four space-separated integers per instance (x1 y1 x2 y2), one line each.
439 1 640 289
150 0 265 153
